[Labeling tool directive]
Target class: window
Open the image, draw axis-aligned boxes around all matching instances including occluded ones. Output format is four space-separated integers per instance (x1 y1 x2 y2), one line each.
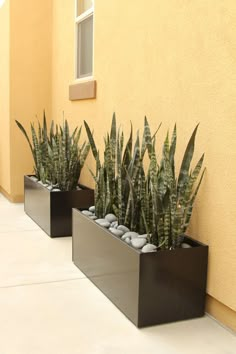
76 0 94 79
69 0 96 100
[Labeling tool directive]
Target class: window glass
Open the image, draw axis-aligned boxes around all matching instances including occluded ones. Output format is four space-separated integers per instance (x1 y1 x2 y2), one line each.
77 0 93 16
77 15 93 78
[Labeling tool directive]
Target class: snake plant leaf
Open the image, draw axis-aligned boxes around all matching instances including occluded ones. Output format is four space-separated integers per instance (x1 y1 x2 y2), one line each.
149 147 158 187
169 124 176 169
141 116 152 159
182 153 205 208
124 168 135 229
31 123 41 177
71 126 79 141
141 208 150 239
162 188 170 211
128 132 140 181
110 112 116 142
151 122 162 143
116 133 123 223
122 122 133 171
38 121 42 144
43 111 48 141
80 142 91 166
49 120 54 144
163 210 171 249
120 130 124 155
15 120 34 158
84 120 101 169
183 167 206 230
177 124 199 197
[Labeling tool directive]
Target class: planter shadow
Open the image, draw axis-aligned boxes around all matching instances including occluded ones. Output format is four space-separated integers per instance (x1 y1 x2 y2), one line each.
24 175 94 237
72 209 208 327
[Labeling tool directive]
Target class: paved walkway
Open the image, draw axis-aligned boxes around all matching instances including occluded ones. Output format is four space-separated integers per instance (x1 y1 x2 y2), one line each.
0 193 235 354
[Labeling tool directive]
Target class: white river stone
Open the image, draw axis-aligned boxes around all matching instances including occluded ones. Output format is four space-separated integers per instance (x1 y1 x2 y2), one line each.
82 210 93 216
138 234 148 239
125 237 131 244
117 225 130 233
131 238 147 249
105 214 117 223
30 176 38 182
141 244 157 253
89 215 97 220
89 206 95 212
95 219 110 228
181 243 192 248
110 221 118 228
121 231 139 240
109 228 124 237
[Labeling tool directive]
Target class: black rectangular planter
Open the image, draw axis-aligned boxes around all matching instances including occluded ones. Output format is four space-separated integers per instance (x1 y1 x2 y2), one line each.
24 175 94 237
72 209 208 327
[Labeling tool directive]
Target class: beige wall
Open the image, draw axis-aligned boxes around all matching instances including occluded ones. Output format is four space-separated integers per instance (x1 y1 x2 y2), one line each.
51 0 236 328
9 0 52 199
0 0 10 194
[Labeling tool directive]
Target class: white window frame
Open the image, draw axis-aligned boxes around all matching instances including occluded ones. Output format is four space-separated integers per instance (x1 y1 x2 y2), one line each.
75 1 94 81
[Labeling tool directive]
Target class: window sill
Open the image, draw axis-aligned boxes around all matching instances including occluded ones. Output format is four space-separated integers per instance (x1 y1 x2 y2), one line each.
69 80 96 101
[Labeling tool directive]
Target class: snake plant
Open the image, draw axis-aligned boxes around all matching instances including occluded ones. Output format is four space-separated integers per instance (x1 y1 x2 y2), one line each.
84 114 160 230
16 113 90 191
85 114 205 250
141 124 205 249
15 112 53 182
47 120 90 191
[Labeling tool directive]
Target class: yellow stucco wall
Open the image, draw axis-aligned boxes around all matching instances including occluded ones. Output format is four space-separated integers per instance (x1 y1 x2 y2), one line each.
9 0 52 199
51 0 236 328
0 0 10 194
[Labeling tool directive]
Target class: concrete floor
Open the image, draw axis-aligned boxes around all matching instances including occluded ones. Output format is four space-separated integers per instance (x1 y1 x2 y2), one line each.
0 193 235 354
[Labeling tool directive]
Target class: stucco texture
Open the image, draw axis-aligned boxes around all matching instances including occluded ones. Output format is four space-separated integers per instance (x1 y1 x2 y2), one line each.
51 0 236 316
0 0 10 193
9 0 52 198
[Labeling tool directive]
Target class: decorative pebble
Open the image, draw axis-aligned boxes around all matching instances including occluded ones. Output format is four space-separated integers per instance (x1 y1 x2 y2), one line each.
105 214 117 223
82 210 93 216
52 188 60 192
138 234 148 239
89 206 95 212
37 180 44 185
125 237 131 244
89 215 97 220
95 219 110 228
30 176 38 182
181 243 192 249
111 221 118 228
121 231 139 240
76 186 82 190
141 244 157 253
47 185 53 191
117 225 130 233
95 218 106 224
131 238 147 249
109 228 124 237
43 183 48 187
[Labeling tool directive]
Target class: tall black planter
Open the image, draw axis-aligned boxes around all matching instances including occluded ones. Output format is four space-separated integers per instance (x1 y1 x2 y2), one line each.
72 209 208 327
24 175 94 237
